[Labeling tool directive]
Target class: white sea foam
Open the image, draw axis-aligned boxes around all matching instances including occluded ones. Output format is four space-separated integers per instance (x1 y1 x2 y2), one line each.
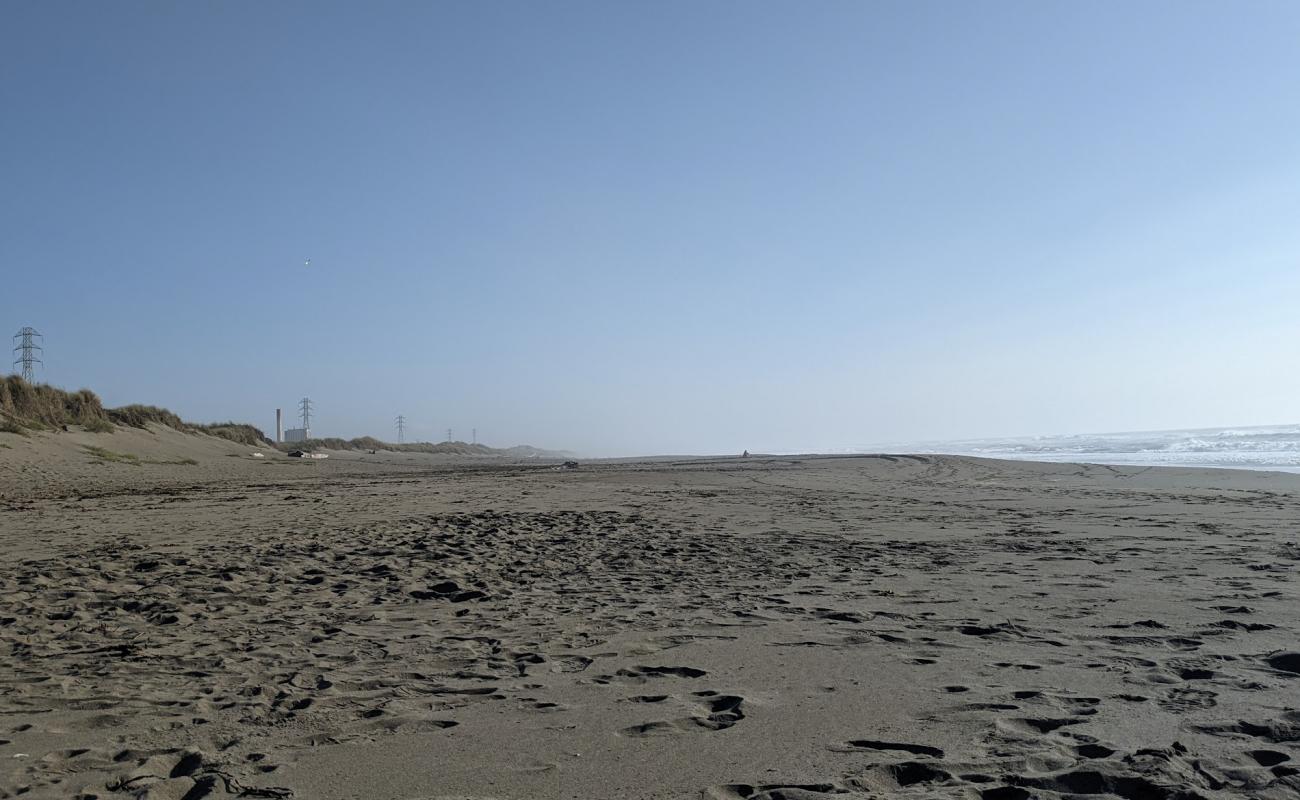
819 424 1300 472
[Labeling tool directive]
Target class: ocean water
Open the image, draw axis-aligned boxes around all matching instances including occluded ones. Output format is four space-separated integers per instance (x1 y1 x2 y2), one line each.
851 424 1300 473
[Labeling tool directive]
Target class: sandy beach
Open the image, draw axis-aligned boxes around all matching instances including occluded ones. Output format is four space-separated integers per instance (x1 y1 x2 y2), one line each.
10 2 1300 797
1 435 1297 799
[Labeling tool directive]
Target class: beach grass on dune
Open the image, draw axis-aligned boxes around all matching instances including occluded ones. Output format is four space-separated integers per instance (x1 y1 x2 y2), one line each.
1 374 271 446
81 445 141 464
81 444 198 467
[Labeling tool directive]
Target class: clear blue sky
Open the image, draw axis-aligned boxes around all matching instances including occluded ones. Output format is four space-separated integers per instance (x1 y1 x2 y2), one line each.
4 2 1300 455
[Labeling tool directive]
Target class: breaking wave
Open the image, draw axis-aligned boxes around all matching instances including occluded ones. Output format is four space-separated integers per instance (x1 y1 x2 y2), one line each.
850 424 1300 472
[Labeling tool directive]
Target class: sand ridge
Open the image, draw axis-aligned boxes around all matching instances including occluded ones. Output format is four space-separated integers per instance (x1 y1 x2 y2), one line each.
0 453 1297 798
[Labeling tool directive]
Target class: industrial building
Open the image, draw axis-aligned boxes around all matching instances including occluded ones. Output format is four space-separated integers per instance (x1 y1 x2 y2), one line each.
274 406 312 444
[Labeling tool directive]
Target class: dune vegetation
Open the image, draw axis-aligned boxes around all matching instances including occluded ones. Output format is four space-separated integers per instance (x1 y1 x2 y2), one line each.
1 376 560 457
0 375 111 431
0 375 271 446
281 436 499 455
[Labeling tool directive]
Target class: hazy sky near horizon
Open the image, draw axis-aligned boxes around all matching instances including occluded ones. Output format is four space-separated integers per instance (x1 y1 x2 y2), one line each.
4 2 1300 455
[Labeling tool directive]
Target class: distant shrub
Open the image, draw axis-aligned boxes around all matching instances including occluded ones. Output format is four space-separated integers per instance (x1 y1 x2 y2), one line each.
107 404 187 430
195 422 272 447
279 437 496 455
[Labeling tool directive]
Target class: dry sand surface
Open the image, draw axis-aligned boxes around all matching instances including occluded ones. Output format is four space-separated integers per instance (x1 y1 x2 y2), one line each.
1 430 1298 799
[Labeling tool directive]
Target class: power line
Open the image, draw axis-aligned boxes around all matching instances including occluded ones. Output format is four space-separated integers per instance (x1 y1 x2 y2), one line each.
395 415 406 443
12 327 42 382
299 397 313 432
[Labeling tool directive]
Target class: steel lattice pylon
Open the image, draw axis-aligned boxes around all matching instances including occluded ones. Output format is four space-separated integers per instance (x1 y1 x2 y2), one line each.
12 327 42 382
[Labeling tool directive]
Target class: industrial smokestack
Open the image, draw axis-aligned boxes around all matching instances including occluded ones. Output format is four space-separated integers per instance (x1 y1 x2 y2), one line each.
275 408 282 443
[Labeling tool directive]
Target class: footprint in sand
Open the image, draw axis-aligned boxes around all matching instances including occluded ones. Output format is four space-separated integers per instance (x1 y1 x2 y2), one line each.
593 665 708 685
619 691 746 736
833 739 944 758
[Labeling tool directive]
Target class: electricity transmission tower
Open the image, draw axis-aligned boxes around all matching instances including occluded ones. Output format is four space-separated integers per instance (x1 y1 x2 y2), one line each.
446 428 452 443
395 415 406 443
12 327 42 382
299 397 313 432
472 428 477 445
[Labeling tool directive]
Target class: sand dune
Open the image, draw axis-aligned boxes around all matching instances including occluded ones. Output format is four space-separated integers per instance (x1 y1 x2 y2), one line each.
0 448 1296 798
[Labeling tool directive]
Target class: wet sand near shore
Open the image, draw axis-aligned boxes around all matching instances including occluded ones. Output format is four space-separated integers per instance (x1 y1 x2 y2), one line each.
1 449 1297 799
